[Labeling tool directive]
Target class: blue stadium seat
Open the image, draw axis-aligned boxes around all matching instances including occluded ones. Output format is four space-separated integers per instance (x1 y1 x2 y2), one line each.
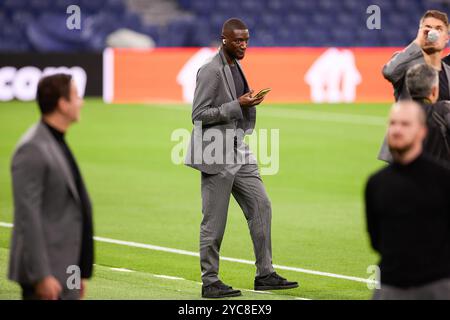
335 13 356 28
11 10 36 30
104 0 126 13
177 0 192 10
260 14 280 29
317 0 345 11
38 13 85 44
380 28 409 46
286 13 309 29
275 26 299 46
357 28 382 46
302 28 331 46
164 16 196 47
29 0 52 11
3 0 27 10
241 0 264 13
423 0 449 12
266 0 286 13
190 18 215 47
0 0 446 51
342 0 364 11
0 9 9 28
80 0 104 14
375 0 396 11
190 0 216 16
396 0 422 12
310 13 335 29
27 21 82 52
210 13 227 32
53 0 79 11
120 12 143 32
289 0 317 13
330 28 356 47
141 24 161 44
216 1 240 17
252 29 276 47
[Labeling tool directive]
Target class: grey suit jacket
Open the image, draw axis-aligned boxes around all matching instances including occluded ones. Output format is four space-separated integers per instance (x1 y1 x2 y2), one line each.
185 48 256 174
382 42 450 100
8 121 92 298
379 43 450 161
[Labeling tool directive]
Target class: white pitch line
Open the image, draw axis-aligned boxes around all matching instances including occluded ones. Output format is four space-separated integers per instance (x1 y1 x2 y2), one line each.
242 289 273 295
0 222 375 285
105 266 309 299
0 222 13 228
153 274 185 280
110 267 135 273
104 263 310 299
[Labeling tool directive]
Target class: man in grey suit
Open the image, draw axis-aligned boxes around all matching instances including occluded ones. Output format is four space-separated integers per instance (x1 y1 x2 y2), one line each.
185 18 298 298
8 74 94 300
378 10 450 162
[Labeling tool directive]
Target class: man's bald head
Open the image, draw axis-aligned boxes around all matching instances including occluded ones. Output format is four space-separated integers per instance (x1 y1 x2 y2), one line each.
387 100 427 157
222 18 248 36
221 18 249 61
390 100 426 125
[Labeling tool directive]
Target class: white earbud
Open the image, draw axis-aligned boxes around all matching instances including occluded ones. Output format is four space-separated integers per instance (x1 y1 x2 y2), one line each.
222 39 226 44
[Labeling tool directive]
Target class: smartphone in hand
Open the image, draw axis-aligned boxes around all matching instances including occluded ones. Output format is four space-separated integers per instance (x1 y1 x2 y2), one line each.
253 88 271 99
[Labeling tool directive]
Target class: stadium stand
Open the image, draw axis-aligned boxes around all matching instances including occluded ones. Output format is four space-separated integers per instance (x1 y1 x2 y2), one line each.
0 0 449 51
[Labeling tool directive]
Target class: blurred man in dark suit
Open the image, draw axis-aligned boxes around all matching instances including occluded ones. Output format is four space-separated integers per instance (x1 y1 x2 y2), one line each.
8 73 94 300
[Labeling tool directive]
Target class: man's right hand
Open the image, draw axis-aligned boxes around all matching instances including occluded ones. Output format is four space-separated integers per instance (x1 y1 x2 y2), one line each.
238 90 265 107
35 276 62 300
414 26 435 51
414 24 431 48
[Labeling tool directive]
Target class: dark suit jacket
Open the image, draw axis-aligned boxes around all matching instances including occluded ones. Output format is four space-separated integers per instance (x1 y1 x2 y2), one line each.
8 121 94 299
382 42 450 101
379 43 450 162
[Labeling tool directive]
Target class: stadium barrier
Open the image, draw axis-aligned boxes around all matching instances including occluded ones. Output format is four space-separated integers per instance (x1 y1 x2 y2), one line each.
102 47 410 104
0 53 102 101
3 48 449 104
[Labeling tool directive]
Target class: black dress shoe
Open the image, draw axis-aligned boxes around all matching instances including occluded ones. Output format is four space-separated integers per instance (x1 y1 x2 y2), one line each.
202 280 242 298
254 272 299 291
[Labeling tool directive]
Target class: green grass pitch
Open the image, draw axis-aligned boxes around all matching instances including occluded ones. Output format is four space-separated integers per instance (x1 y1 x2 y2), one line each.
0 99 390 300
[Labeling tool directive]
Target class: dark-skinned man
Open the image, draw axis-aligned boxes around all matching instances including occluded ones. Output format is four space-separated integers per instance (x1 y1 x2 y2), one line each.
185 18 298 298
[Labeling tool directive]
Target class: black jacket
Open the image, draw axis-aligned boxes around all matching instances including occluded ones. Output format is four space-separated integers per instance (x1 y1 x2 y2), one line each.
418 99 450 163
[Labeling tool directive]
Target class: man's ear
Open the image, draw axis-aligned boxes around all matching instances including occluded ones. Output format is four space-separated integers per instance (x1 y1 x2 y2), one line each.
57 97 68 114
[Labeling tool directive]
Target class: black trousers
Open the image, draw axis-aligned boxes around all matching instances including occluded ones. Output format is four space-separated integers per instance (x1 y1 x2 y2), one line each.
21 284 40 300
20 284 64 300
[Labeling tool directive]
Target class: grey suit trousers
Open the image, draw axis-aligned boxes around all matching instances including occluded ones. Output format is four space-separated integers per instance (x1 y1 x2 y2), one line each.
200 162 274 286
